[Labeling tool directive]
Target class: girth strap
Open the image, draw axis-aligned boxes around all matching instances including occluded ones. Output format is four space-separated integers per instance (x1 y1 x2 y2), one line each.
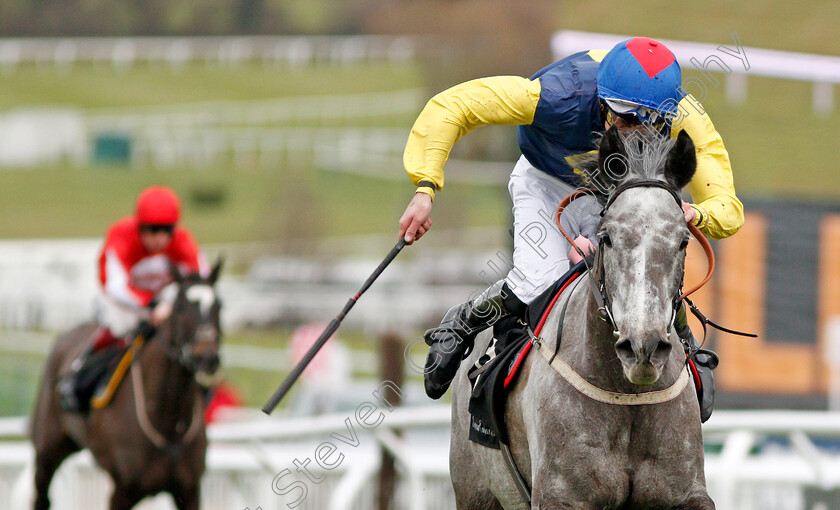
500 443 531 506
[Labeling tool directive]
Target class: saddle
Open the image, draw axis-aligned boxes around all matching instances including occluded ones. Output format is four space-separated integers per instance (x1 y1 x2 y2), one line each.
468 261 588 449
59 330 146 413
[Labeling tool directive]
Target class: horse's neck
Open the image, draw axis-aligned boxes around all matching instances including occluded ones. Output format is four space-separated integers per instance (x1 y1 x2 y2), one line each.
141 333 199 438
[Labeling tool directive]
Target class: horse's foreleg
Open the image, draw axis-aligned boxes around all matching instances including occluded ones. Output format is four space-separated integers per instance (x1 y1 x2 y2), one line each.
33 435 79 510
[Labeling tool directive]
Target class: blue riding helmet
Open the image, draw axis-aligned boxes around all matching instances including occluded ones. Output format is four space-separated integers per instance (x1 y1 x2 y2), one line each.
597 37 683 123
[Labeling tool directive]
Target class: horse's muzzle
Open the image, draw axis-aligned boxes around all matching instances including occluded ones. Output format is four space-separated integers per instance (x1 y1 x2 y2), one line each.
615 335 672 386
195 352 220 374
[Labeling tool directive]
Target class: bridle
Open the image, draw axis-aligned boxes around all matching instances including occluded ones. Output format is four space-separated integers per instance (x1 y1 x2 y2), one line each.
161 283 222 380
554 180 714 341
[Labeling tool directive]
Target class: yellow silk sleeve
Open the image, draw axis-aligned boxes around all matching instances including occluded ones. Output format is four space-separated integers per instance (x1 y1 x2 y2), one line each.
671 95 744 240
403 76 542 195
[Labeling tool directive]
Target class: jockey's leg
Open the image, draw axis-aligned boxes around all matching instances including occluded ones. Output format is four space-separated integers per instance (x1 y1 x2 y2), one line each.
421 157 600 400
675 302 719 423
58 297 139 413
58 328 125 413
423 281 526 399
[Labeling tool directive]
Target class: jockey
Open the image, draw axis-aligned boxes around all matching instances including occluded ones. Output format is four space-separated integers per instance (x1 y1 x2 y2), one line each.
399 37 744 422
59 185 208 412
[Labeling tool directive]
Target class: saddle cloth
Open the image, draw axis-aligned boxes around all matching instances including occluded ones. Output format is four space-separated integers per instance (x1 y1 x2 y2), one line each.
468 261 588 449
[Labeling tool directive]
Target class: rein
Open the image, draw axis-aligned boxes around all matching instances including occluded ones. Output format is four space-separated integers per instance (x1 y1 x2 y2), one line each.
534 181 708 407
131 361 203 450
553 181 715 331
131 288 217 451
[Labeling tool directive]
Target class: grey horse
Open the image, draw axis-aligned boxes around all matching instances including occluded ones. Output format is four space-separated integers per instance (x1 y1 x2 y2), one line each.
449 127 715 509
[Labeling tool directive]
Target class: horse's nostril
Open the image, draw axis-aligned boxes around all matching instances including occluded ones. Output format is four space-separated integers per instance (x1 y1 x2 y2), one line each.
205 355 220 372
615 338 635 362
653 340 672 361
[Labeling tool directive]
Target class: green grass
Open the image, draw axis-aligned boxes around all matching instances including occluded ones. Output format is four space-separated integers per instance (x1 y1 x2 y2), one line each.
684 74 840 200
0 163 507 243
1 71 836 246
0 56 838 248
0 59 511 243
0 61 423 110
723 85 840 199
0 351 44 417
0 45 839 247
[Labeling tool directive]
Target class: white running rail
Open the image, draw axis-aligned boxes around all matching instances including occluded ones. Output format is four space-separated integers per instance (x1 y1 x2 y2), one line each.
5 408 840 509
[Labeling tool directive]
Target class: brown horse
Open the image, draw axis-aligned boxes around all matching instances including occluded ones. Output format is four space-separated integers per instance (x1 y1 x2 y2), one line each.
30 262 223 510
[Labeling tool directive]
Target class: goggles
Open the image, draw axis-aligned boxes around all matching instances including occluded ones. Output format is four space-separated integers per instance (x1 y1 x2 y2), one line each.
602 98 675 127
140 224 175 235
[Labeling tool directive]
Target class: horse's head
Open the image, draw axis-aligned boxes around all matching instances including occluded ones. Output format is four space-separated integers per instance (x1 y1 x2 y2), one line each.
589 126 696 386
159 259 224 385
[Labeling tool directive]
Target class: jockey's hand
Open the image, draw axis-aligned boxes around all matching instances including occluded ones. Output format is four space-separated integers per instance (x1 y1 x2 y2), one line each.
681 201 697 224
568 235 596 265
150 301 173 326
399 192 433 244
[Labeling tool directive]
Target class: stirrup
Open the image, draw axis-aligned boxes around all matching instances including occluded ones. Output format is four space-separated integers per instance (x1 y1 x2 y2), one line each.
692 347 719 370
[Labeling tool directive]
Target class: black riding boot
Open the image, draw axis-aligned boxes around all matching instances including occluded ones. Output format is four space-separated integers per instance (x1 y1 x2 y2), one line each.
675 302 719 423
58 343 123 414
423 281 525 399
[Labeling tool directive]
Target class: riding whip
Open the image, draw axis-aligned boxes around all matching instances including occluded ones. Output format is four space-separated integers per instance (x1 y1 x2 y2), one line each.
262 238 407 414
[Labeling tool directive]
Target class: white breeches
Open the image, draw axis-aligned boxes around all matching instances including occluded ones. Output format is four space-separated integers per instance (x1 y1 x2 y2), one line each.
504 156 601 304
96 295 144 338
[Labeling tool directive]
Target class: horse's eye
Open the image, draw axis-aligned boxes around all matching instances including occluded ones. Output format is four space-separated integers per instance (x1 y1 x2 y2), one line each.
599 232 612 247
679 237 689 250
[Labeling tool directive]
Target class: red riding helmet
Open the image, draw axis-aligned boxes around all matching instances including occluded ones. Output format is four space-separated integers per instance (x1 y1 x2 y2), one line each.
135 186 181 225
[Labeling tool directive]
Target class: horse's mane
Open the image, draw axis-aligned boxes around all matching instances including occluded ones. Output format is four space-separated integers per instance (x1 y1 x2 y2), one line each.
578 129 677 200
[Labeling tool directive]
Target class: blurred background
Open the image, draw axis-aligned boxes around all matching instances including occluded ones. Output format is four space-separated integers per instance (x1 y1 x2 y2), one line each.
2 1 840 509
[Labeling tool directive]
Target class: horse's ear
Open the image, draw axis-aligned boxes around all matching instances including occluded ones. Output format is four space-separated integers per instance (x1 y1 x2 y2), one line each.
599 125 625 161
598 125 628 184
664 130 696 190
208 256 224 286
